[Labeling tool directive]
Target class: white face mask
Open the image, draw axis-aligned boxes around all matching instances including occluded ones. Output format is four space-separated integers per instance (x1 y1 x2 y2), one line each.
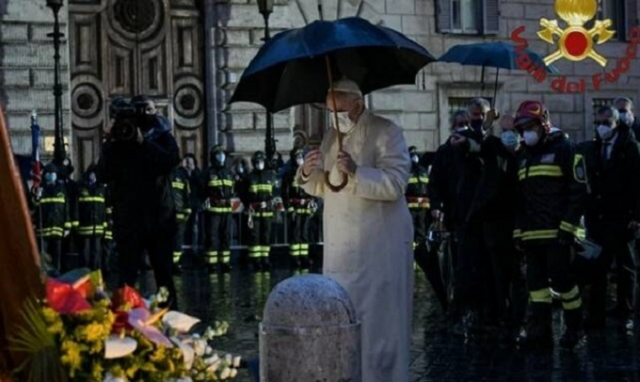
296 157 304 166
501 130 519 149
411 155 419 164
619 111 634 126
522 131 540 146
596 124 614 140
332 111 354 134
256 162 265 171
45 172 57 184
215 153 225 164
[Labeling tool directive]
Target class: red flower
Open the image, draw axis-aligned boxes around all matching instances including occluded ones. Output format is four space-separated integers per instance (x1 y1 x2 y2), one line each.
111 285 145 311
45 278 92 314
111 310 132 335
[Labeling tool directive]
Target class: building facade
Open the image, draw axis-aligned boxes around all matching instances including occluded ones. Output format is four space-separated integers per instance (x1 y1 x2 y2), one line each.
1 0 639 175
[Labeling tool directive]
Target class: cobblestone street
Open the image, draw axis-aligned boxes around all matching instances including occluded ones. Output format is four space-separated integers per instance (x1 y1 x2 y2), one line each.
174 269 640 382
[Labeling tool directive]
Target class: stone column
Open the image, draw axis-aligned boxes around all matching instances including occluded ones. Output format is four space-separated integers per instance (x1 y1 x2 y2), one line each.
259 274 361 382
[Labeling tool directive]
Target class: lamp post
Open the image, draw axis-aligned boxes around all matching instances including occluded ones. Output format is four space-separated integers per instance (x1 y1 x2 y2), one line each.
257 0 276 168
46 0 66 167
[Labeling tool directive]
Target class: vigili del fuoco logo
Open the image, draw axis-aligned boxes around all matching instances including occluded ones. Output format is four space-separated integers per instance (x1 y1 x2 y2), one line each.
510 0 639 93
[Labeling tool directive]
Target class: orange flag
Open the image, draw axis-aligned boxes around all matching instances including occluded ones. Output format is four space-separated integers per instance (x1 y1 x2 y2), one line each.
0 108 43 377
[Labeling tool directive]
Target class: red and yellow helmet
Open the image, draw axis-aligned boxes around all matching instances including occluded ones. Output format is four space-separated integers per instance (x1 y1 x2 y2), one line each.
514 101 550 132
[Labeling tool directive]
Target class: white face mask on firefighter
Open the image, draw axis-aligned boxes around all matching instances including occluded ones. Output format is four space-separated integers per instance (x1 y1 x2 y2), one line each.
522 131 539 146
296 157 304 166
88 173 97 184
215 153 225 163
256 161 264 171
596 124 614 140
411 155 419 163
332 111 354 134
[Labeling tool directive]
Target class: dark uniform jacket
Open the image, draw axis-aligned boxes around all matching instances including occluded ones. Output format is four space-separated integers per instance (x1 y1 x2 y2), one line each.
171 167 192 221
579 127 640 243
281 165 312 211
33 181 71 238
74 179 108 237
514 130 588 243
428 129 516 229
406 163 430 208
97 117 180 235
202 165 235 213
241 169 276 210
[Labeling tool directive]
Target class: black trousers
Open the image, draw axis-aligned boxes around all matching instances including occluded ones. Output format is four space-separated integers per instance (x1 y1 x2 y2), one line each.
288 209 311 258
173 219 188 264
205 212 231 265
588 238 637 320
483 221 528 327
248 213 273 259
116 226 177 309
525 242 581 313
80 235 102 270
38 236 62 273
453 221 491 314
410 208 428 249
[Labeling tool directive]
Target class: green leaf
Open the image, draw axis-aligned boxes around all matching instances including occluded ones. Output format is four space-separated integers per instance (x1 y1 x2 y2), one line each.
8 298 67 382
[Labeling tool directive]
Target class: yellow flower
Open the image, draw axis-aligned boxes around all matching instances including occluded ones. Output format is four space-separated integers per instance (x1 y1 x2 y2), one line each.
60 340 84 377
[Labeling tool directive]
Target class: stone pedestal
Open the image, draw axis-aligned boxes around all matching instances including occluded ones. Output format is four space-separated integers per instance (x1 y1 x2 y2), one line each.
259 274 361 382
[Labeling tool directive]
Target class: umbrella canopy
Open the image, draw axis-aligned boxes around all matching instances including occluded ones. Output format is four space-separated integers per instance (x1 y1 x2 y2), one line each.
438 41 559 107
229 17 436 113
438 41 559 73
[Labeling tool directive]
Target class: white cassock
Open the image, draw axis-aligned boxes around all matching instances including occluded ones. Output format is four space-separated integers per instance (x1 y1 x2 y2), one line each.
297 109 414 382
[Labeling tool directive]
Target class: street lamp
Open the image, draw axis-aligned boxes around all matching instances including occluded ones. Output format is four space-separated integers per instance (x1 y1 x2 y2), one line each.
257 0 276 168
46 0 66 167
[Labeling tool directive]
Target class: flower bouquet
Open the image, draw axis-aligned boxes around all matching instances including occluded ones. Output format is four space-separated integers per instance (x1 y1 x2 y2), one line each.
9 269 241 382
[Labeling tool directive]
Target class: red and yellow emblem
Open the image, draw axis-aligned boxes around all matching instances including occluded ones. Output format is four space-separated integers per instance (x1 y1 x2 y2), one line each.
537 0 615 67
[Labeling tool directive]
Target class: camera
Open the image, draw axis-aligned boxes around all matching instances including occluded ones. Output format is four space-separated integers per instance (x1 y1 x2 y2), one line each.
109 98 152 141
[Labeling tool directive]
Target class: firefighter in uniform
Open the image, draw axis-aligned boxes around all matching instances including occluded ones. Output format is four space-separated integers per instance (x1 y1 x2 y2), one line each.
242 151 276 270
103 186 115 274
202 145 235 272
32 163 71 275
73 165 107 270
406 146 430 252
282 147 313 268
513 100 588 349
171 165 192 273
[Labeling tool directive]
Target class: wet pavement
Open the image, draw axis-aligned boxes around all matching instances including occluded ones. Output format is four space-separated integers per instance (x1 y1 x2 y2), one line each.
173 268 640 382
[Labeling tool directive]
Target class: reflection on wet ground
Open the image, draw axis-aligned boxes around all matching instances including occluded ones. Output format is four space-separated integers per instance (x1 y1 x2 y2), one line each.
174 269 640 382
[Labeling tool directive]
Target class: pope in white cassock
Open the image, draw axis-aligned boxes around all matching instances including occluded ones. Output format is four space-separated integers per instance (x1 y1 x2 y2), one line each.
296 78 414 381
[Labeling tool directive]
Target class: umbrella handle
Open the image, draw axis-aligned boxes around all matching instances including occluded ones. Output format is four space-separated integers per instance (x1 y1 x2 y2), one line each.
324 55 348 192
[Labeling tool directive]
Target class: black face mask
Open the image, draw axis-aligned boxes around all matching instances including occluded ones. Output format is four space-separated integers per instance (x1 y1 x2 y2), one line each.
470 119 484 131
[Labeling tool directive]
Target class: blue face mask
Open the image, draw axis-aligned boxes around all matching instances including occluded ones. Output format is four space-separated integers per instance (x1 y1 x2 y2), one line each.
45 172 57 183
500 130 519 149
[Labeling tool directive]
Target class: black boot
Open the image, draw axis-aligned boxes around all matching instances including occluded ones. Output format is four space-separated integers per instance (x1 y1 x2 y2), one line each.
524 303 553 350
560 309 585 350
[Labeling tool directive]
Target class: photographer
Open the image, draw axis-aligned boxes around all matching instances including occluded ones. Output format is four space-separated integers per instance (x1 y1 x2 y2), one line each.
98 95 180 309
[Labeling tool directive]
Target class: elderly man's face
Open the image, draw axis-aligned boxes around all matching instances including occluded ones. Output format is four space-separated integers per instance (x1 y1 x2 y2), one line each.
326 91 354 112
469 104 488 121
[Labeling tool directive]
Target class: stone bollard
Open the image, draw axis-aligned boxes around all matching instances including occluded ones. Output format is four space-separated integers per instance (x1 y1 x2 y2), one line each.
259 274 361 382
